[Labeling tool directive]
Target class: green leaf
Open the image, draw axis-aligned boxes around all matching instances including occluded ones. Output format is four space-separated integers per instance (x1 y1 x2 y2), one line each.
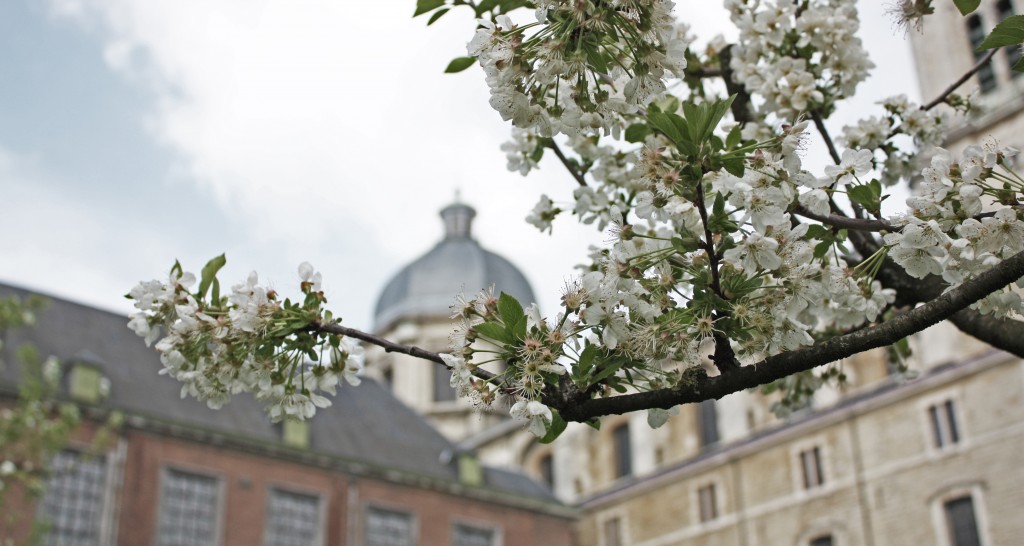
210 278 221 307
708 96 736 133
953 0 981 16
445 56 477 73
647 112 684 145
671 232 701 253
725 124 742 149
586 48 610 74
510 315 527 343
722 156 745 178
539 410 567 444
574 343 597 382
977 15 1024 50
474 322 512 344
813 240 833 259
427 7 449 25
197 254 226 301
414 0 445 17
847 180 883 215
497 292 525 327
474 0 499 17
588 359 624 387
1015 55 1024 72
624 123 650 143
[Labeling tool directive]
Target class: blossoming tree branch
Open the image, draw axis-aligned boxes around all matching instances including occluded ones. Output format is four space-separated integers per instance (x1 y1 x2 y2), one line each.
127 0 1024 441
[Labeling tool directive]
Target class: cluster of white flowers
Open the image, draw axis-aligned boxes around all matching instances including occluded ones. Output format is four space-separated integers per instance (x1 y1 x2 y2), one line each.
127 262 363 421
470 1 691 137
727 0 873 122
884 145 1024 316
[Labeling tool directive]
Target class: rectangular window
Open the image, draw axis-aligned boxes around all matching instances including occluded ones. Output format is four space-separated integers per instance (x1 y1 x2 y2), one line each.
997 0 1023 76
538 453 554 491
698 484 718 523
452 523 496 546
944 496 982 546
433 364 457 402
612 424 632 478
929 399 961 449
967 14 998 93
698 399 720 447
810 535 834 546
156 469 220 546
800 446 825 489
603 517 622 546
365 506 414 546
39 450 107 546
264 489 320 546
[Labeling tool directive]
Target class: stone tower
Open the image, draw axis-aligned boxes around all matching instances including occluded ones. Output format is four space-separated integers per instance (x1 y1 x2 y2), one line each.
369 201 536 442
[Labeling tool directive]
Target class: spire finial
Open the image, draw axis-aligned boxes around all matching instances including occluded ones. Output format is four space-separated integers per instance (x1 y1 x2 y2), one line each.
440 200 476 239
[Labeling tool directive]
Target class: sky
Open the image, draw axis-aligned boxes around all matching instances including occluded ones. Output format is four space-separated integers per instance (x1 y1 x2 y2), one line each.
0 0 919 332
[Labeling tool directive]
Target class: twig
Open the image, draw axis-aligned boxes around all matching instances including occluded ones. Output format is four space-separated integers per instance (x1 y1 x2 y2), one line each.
810 109 841 165
923 49 998 111
549 141 589 187
687 67 723 78
794 206 894 232
313 321 496 381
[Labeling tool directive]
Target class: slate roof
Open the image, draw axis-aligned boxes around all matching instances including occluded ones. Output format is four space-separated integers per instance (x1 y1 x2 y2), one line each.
0 283 559 507
374 203 536 331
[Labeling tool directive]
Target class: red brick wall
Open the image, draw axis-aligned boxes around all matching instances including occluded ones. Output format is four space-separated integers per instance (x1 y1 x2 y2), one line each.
112 428 573 546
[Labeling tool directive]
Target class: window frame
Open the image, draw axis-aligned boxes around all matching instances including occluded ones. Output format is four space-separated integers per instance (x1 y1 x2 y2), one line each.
696 482 719 523
697 399 720 448
929 484 991 546
450 518 503 546
966 13 999 94
919 391 968 456
611 422 632 479
153 464 225 546
598 512 628 546
37 446 119 546
799 446 825 490
363 502 418 546
790 437 830 497
262 484 326 546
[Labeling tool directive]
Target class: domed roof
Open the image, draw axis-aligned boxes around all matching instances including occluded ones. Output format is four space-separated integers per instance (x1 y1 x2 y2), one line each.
374 202 536 332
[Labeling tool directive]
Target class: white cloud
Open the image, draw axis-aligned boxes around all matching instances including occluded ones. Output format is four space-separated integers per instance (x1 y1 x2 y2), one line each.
35 0 919 329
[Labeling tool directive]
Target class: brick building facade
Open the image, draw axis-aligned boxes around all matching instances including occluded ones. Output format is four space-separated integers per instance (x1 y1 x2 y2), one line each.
0 283 575 546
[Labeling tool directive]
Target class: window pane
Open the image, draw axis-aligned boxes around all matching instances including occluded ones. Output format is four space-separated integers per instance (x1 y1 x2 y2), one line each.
698 400 719 447
433 365 456 402
944 496 982 546
365 507 414 546
800 447 823 489
944 400 960 444
603 517 622 546
39 450 107 546
967 15 998 93
698 484 717 523
539 453 554 491
929 404 945 447
264 489 320 546
156 469 219 546
998 0 1023 74
452 524 495 546
613 424 631 478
